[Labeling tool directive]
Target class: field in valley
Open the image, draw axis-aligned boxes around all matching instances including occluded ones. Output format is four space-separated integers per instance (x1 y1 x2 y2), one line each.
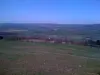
0 40 100 75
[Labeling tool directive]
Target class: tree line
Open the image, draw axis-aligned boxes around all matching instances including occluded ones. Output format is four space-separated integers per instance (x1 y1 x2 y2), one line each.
84 39 100 47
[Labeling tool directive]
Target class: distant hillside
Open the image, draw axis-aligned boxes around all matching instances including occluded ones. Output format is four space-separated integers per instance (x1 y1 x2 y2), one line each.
0 23 100 40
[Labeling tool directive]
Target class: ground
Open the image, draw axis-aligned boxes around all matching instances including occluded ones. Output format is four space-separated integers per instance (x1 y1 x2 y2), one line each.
0 40 100 75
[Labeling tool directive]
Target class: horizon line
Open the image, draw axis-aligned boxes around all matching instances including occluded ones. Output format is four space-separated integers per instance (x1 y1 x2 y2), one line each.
0 22 100 25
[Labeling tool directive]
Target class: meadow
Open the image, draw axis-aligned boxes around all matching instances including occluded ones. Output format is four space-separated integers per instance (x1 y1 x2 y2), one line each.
0 40 100 75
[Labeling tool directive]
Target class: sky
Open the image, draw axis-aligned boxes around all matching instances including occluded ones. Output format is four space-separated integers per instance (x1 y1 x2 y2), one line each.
0 0 100 24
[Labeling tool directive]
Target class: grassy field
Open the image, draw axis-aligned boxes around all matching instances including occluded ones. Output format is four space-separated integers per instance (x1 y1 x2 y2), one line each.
0 40 100 75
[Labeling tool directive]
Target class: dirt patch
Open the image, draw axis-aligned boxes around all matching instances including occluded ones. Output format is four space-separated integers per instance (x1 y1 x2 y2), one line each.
4 52 88 75
0 58 11 75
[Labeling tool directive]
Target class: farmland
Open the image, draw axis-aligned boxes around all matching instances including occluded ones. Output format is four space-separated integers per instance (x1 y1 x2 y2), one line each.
0 40 100 75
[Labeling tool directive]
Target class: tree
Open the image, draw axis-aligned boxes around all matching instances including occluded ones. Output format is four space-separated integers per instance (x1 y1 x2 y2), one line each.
0 36 3 40
96 40 100 48
88 40 95 47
